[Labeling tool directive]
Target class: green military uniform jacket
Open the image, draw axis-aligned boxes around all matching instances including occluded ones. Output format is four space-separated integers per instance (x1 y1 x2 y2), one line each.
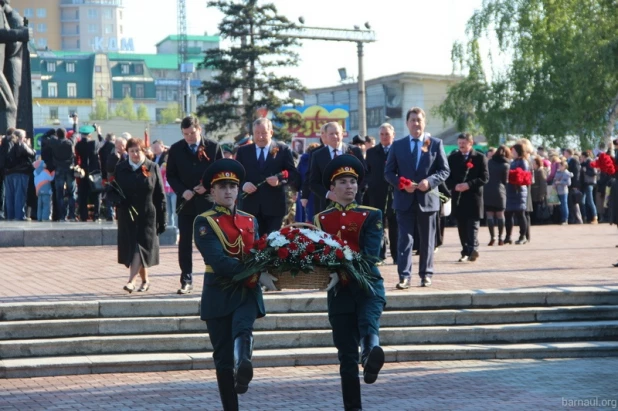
194 205 266 321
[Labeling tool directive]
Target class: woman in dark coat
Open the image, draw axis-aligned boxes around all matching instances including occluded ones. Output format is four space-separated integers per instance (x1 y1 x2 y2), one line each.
483 145 510 245
505 143 529 245
114 138 166 293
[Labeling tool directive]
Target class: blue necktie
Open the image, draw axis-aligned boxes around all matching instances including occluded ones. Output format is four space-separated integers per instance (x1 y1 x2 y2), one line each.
411 139 419 169
258 147 266 169
190 144 197 154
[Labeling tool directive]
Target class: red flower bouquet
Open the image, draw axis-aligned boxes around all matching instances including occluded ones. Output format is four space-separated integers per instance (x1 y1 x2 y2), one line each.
590 153 616 175
509 168 532 186
230 225 378 291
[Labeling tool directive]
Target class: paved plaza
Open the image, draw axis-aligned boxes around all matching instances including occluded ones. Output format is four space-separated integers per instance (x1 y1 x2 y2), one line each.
0 358 617 410
1 223 618 410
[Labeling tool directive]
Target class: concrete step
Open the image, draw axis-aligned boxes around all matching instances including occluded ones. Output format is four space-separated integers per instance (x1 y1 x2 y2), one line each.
2 320 618 359
3 305 618 340
2 341 618 379
2 287 618 321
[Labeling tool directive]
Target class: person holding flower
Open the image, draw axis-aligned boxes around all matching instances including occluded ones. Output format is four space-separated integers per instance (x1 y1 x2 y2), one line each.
505 143 531 244
236 118 299 237
193 159 272 410
446 133 488 262
114 138 166 293
314 154 386 411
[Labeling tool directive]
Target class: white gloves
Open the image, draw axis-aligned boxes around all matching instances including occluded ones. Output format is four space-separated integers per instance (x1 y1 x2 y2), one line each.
259 272 278 291
325 272 339 291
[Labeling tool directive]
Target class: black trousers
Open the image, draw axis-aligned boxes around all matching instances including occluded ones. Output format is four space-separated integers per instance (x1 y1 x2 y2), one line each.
177 213 196 285
77 179 101 221
255 212 283 237
456 216 480 256
380 206 398 262
505 210 527 239
205 302 258 371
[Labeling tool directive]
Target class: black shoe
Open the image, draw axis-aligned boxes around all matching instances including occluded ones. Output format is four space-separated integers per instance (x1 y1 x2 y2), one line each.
360 334 384 384
469 250 479 262
488 239 495 246
421 277 432 287
177 283 193 294
612 262 618 268
458 255 469 262
503 238 512 244
515 237 528 245
233 334 254 394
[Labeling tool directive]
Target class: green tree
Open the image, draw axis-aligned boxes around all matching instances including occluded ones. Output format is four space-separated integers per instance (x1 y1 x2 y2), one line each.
197 0 305 140
89 97 109 121
158 103 182 124
437 0 618 148
137 104 150 121
114 95 137 121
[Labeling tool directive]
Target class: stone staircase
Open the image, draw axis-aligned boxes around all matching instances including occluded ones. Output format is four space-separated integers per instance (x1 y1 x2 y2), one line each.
1 287 618 378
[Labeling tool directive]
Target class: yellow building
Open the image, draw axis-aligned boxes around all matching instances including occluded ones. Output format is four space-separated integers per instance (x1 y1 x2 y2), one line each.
12 0 62 51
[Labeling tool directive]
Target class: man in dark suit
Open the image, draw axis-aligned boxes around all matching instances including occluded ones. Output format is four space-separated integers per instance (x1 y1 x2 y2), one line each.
166 116 223 294
99 132 116 221
152 140 168 166
384 107 450 288
446 133 488 262
74 125 103 221
364 123 397 264
236 118 299 237
300 125 327 211
309 121 366 213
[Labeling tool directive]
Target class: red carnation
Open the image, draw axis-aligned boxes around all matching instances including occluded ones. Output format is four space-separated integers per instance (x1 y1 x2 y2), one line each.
280 227 291 235
289 242 299 251
281 170 289 179
324 246 331 254
277 247 289 259
257 238 267 251
335 248 344 259
313 254 320 261
466 161 474 169
306 243 315 253
318 240 325 244
300 252 308 259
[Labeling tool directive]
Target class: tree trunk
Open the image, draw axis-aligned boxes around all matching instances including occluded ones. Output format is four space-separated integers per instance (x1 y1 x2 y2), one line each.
605 92 618 156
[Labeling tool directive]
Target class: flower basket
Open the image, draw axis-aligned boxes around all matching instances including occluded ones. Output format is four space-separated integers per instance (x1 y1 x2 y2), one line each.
230 223 377 292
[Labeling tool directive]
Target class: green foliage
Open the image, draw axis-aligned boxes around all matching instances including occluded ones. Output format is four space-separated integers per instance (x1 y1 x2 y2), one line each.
114 95 137 121
136 104 150 121
197 0 306 141
438 0 618 148
89 98 108 121
158 103 182 124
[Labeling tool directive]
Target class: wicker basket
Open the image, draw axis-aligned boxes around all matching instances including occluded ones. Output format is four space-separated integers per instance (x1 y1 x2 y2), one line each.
271 222 331 290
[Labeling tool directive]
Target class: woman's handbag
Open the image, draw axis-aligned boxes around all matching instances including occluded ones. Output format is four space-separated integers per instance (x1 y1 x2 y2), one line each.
88 171 104 193
441 199 452 217
547 185 560 206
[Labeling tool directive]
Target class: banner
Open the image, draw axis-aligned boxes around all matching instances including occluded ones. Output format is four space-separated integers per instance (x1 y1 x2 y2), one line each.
280 105 350 138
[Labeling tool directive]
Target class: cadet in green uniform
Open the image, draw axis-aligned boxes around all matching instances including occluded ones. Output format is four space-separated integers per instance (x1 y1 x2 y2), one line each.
314 154 387 411
194 159 275 411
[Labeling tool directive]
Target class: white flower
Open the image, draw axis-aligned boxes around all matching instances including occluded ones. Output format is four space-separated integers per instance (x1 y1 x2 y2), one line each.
270 237 289 248
267 231 283 241
343 246 354 261
322 236 341 248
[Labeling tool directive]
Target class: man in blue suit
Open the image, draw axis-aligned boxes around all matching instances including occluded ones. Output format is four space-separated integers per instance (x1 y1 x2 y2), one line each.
384 107 450 288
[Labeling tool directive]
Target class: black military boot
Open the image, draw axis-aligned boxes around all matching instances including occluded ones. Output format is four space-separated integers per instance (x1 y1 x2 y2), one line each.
216 369 239 411
341 376 362 410
233 333 254 394
360 334 384 384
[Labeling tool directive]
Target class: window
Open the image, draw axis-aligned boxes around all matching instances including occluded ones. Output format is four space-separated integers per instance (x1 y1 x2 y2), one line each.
367 107 385 128
68 107 77 118
122 84 131 97
88 24 98 33
23 8 33 18
49 107 58 120
46 62 56 72
349 110 358 130
104 24 113 34
135 84 144 98
36 8 47 18
134 64 143 75
38 38 48 48
67 83 77 98
103 9 113 19
88 9 98 19
95 65 102 73
48 83 58 98
119 25 123 35
37 23 47 33
66 62 75 73
120 64 129 74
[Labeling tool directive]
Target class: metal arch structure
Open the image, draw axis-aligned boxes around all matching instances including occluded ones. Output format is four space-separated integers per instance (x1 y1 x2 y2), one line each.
273 25 376 137
177 0 190 116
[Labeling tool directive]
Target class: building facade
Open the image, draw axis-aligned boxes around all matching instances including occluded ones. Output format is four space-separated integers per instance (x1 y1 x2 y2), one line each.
299 72 463 142
14 0 127 52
